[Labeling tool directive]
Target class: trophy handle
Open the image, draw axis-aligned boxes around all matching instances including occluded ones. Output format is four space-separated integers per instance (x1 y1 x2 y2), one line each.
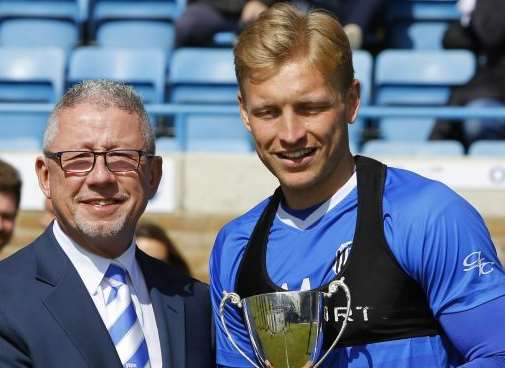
219 291 261 368
312 278 352 368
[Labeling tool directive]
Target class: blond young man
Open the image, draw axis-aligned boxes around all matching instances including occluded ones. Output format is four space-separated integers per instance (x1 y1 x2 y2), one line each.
210 3 505 367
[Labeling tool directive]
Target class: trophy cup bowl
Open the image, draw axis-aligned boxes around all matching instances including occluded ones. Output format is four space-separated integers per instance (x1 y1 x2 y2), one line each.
220 279 351 368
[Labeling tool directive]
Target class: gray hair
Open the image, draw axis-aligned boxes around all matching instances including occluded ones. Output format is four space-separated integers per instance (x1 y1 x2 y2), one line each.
43 80 156 153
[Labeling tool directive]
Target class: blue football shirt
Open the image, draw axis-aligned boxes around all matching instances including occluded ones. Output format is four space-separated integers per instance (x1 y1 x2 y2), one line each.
210 167 505 367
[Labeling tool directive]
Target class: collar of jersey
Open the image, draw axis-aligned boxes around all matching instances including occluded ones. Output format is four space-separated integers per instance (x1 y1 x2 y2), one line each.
277 171 357 230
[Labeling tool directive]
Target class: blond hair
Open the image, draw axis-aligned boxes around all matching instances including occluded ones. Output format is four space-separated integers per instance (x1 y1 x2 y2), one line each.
234 3 354 97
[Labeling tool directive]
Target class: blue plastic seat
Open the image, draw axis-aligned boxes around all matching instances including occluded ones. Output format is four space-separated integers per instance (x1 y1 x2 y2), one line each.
184 114 251 152
0 0 88 23
361 139 464 156
95 20 175 54
468 141 505 157
374 49 475 140
168 47 237 104
0 47 65 102
350 50 373 147
168 47 245 151
0 47 65 146
92 0 185 25
389 21 448 49
388 0 459 22
0 18 79 54
67 46 167 103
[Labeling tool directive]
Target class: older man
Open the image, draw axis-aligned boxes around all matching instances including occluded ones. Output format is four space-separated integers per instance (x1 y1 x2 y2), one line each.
0 80 214 368
0 159 22 251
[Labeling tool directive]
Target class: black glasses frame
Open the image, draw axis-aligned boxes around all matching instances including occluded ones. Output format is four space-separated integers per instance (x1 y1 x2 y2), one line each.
44 149 154 173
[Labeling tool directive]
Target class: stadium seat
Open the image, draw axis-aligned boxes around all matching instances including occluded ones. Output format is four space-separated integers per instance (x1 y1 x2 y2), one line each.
350 50 373 147
0 47 65 102
388 0 459 22
0 0 88 23
0 18 79 54
0 47 65 146
95 19 175 54
361 140 464 156
168 47 244 151
184 114 251 153
389 21 448 49
168 47 237 104
67 47 167 103
155 136 179 152
91 0 185 26
468 141 505 157
374 49 475 140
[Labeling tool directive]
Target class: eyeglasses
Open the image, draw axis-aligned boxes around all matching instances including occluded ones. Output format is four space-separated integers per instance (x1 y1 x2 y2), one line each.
44 149 154 174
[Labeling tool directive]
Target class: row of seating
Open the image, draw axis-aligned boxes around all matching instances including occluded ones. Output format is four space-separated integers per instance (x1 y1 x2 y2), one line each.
0 0 459 51
0 0 458 24
0 46 478 151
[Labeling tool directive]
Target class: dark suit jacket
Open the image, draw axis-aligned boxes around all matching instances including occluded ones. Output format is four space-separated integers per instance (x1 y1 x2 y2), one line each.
0 226 215 367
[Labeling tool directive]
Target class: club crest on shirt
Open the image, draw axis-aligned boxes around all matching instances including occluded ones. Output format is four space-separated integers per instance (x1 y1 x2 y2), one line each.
333 241 353 275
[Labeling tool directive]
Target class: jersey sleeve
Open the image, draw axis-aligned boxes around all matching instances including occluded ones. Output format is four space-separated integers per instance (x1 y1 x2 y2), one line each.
209 225 258 367
384 177 505 316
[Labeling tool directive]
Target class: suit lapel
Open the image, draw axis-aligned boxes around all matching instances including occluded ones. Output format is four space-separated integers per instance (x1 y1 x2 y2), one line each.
34 228 122 368
138 250 186 368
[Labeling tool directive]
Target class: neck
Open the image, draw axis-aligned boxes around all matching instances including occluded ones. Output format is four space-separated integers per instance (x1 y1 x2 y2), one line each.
282 153 355 210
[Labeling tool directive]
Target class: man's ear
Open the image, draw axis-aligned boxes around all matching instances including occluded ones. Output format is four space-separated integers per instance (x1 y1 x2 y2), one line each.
345 79 361 124
35 156 51 199
238 93 252 132
146 156 163 200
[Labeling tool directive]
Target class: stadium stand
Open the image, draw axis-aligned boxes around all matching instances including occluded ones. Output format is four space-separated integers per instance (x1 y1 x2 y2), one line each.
389 21 448 49
0 47 65 148
95 19 175 55
0 18 80 54
374 49 476 141
361 139 465 157
351 50 373 147
67 46 167 103
0 0 88 23
468 141 505 157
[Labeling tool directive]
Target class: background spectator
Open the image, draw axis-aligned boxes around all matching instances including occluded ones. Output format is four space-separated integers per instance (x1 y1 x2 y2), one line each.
175 0 386 50
430 0 505 148
0 159 22 252
136 221 191 276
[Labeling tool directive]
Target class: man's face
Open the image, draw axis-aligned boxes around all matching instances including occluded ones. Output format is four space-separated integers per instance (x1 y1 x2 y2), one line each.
36 103 162 258
0 191 18 249
239 59 360 208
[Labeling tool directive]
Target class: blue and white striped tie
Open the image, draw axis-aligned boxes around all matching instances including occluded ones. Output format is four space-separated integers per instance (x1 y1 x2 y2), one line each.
103 264 150 368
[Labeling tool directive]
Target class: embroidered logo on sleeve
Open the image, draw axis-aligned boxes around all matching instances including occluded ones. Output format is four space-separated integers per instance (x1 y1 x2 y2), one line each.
463 251 495 276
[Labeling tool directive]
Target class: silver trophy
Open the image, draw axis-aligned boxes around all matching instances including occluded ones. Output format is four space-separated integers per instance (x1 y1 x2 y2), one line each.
220 279 351 368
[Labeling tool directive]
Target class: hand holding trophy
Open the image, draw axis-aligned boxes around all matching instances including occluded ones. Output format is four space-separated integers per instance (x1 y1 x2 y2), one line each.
219 278 351 368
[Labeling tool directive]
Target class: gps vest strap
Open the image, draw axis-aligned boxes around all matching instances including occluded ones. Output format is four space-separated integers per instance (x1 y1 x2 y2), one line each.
235 155 441 346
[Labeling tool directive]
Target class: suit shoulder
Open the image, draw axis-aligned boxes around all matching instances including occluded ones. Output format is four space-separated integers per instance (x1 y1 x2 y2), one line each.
0 242 37 278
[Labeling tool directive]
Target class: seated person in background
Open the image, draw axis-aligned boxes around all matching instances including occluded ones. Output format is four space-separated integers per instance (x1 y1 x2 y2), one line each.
0 159 22 253
136 221 191 276
430 0 505 148
175 0 386 50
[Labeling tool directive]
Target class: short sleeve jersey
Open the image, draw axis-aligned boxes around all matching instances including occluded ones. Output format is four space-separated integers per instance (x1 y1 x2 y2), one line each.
210 167 505 367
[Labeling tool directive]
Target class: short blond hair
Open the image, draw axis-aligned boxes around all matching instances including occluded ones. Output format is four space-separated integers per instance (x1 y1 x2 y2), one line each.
234 3 354 97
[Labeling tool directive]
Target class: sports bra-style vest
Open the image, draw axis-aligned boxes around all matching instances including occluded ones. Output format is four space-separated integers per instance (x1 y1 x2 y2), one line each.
235 155 441 346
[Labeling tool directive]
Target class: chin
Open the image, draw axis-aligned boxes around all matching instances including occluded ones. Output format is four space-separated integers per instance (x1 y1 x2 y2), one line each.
74 213 130 240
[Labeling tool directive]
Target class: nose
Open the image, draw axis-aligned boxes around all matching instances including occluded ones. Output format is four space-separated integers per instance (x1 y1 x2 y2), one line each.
85 154 116 186
277 111 307 145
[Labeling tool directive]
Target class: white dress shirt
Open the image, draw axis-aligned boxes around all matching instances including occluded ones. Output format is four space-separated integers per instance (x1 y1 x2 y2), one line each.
53 220 163 367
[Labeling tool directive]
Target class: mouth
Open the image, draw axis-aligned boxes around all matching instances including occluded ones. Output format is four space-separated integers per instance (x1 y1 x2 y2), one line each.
78 195 128 215
276 147 317 161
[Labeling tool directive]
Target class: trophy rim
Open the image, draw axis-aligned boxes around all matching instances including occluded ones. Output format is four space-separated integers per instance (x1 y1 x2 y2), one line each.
241 288 322 303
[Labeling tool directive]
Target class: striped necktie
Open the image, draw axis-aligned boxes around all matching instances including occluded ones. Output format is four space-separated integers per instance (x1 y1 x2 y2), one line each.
103 264 151 368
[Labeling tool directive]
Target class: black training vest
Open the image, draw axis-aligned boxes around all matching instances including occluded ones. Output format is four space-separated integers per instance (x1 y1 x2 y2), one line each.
235 156 441 346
